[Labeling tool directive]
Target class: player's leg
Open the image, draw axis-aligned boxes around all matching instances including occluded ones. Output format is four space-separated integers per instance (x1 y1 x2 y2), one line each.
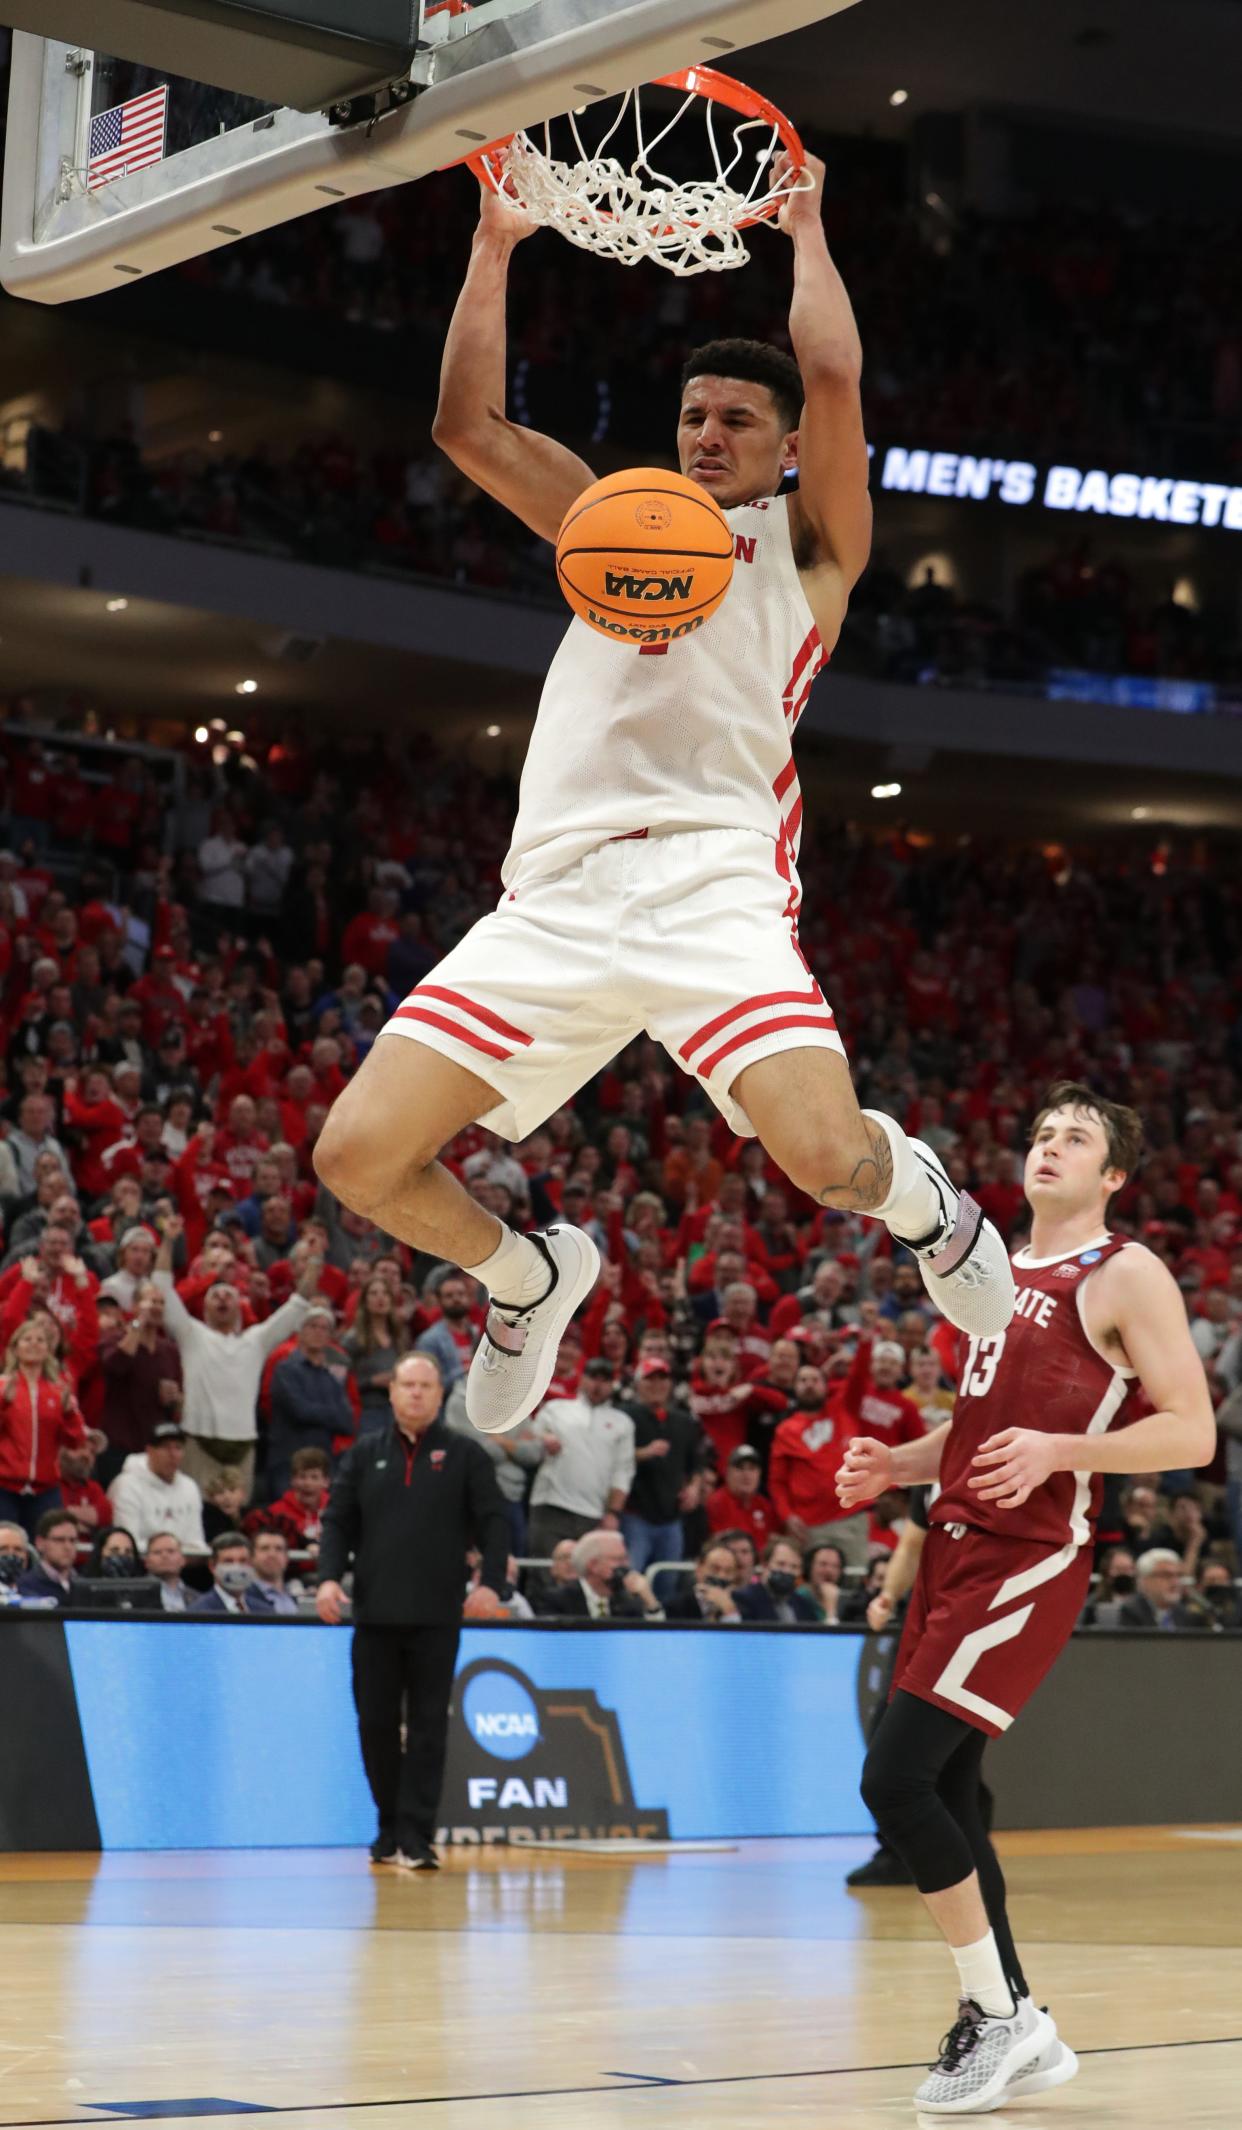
733 1046 1013 1338
935 1722 1080 2100
935 1724 1027 2004
642 830 1012 1337
861 1690 1055 2112
314 1032 508 1268
316 872 636 1435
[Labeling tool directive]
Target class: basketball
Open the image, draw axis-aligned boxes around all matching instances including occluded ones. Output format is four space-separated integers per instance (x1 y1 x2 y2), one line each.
556 468 735 645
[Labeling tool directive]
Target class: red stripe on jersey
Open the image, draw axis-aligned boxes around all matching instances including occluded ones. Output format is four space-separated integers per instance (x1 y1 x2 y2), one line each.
699 1008 839 1079
391 1006 514 1062
773 757 798 803
788 649 825 730
680 979 826 1063
781 625 821 722
411 985 533 1046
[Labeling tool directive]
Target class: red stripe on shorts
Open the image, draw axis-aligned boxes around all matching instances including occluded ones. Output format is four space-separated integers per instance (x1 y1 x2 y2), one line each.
680 979 826 1064
410 985 533 1046
391 1006 514 1063
698 1008 839 1080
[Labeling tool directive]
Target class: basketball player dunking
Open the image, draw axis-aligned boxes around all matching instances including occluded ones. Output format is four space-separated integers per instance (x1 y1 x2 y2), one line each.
837 1081 1215 2114
315 156 1015 1439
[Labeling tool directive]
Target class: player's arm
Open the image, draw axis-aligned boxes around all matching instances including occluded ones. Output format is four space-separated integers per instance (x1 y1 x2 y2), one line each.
970 1251 1216 1509
836 1420 949 1509
868 1515 927 1630
777 152 872 594
432 189 596 544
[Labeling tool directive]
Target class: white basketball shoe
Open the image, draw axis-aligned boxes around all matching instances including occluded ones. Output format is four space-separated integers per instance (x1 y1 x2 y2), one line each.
1001 2003 1079 2099
914 1994 1055 2114
898 1137 1015 1339
465 1225 601 1436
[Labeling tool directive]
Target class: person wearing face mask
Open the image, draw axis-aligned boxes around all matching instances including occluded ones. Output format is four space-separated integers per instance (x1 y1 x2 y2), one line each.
734 1536 819 1622
1194 1561 1242 1629
664 1540 742 1621
0 1520 32 1603
537 1529 664 1620
193 1531 264 1614
1080 1546 1138 1627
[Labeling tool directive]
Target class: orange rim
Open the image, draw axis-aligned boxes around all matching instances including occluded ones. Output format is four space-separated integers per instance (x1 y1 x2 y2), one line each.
460 63 804 232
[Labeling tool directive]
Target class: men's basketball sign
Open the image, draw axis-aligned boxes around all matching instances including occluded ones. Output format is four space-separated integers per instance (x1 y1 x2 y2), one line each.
557 468 734 643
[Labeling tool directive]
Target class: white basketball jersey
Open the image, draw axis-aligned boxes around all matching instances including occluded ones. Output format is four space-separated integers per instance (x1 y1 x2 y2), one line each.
502 494 827 891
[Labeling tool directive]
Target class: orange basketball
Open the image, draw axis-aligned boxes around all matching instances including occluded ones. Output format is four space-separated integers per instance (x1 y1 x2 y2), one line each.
556 468 735 646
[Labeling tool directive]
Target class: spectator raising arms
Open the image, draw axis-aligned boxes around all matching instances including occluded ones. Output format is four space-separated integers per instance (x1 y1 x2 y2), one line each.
153 1211 323 1502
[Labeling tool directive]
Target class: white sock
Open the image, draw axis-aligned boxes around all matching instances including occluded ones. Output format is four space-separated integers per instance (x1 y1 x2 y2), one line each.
951 1930 1015 2019
862 1108 942 1241
462 1226 551 1309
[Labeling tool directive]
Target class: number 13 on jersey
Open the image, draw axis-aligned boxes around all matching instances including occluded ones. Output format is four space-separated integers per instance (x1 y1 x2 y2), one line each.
959 1333 1007 1400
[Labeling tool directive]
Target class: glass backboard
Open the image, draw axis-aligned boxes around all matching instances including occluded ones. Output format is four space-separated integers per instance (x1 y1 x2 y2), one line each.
2 0 858 304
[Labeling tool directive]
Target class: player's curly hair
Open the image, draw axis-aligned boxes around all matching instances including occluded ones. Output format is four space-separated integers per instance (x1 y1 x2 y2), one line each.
680 338 804 431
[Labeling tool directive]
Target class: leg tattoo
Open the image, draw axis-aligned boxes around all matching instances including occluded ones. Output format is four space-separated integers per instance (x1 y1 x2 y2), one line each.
815 1120 894 1214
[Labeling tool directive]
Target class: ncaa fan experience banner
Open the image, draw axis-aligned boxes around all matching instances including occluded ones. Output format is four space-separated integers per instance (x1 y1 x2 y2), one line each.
0 1619 875 1850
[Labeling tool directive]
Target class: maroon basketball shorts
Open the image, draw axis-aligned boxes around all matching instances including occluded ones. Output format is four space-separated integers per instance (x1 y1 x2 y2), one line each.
891 1521 1094 1738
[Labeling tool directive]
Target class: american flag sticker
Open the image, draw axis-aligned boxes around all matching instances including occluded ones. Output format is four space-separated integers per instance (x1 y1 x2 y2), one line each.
87 85 169 192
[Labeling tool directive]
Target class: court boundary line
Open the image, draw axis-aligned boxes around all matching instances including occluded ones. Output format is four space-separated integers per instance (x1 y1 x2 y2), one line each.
2 2032 1240 2127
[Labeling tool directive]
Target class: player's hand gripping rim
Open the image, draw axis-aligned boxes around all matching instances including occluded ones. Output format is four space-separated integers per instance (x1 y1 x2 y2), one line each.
969 1428 1059 1510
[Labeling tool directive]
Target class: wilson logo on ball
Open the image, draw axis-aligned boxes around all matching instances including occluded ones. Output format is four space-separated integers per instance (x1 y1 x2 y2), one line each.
603 571 694 602
587 612 706 643
635 500 674 532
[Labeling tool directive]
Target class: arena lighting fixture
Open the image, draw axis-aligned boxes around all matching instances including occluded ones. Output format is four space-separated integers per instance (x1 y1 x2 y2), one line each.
209 717 227 732
194 725 209 744
1131 807 1149 819
226 729 246 745
871 782 902 799
236 678 259 694
889 88 908 105
486 724 501 737
105 596 129 612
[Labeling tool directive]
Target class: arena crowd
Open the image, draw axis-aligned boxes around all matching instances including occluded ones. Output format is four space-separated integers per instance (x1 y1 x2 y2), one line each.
0 719 1236 1626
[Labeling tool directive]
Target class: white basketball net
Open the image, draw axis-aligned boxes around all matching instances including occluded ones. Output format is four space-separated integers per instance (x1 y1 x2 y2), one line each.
476 78 811 276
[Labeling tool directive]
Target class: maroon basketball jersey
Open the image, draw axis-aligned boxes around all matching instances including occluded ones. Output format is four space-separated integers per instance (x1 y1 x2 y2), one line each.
931 1233 1137 1548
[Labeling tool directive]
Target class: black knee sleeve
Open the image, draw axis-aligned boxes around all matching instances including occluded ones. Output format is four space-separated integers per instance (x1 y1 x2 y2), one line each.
861 1722 975 1894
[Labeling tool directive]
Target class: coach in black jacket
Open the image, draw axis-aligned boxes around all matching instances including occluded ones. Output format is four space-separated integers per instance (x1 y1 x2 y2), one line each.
317 1351 507 1870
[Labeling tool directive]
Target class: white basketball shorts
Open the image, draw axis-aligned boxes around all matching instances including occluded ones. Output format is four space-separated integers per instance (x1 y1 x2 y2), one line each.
378 826 846 1142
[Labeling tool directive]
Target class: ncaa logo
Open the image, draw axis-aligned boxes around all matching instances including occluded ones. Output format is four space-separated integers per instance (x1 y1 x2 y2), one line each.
462 1667 540 1762
1079 1249 1102 1265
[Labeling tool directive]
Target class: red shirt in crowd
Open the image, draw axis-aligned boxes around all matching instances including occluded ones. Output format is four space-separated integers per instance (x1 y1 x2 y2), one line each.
835 1335 925 1455
0 1373 87 1492
768 1405 857 1530
705 1482 778 1552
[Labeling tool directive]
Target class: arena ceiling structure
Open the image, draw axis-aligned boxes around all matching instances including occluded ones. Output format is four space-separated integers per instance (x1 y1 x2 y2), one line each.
744 0 1242 140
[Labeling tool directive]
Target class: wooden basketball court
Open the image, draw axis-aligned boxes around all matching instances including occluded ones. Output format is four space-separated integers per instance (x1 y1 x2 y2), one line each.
1 1828 1238 2127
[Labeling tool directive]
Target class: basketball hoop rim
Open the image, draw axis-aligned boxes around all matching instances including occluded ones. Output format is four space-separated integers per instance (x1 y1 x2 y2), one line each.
463 64 806 233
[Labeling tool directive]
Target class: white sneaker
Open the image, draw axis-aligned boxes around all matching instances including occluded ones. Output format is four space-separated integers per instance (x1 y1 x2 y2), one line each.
465 1225 601 1436
1002 2004 1078 2098
898 1138 1015 1338
914 1995 1054 2114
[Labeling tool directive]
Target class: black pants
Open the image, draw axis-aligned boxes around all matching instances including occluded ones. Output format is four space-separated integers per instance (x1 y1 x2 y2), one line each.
862 1689 1027 2003
350 1623 461 1850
